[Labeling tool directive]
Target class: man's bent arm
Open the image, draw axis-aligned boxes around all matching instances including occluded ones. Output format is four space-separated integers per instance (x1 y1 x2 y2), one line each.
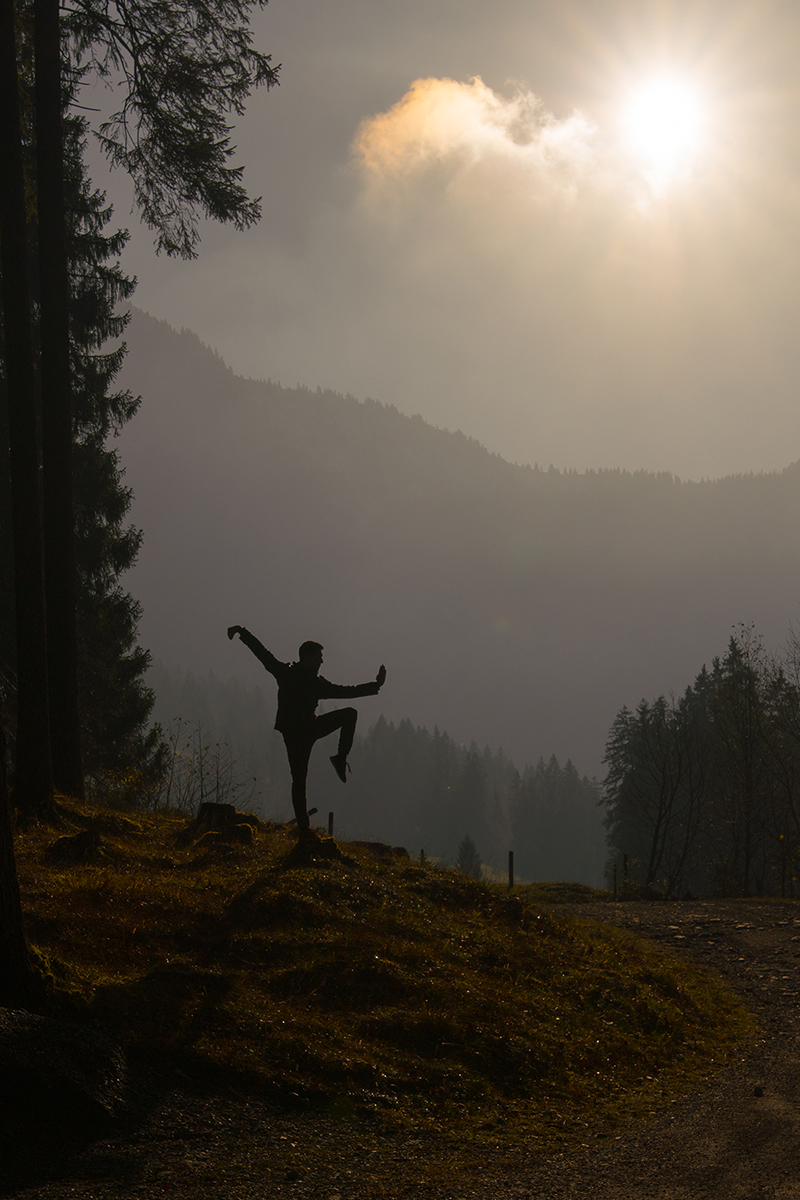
228 626 285 679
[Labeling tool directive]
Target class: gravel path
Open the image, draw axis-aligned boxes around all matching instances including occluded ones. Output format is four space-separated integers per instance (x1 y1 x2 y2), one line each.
523 899 800 1200
2 899 799 1199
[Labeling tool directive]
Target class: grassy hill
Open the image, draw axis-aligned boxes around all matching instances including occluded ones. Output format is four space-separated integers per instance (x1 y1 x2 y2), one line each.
16 799 751 1184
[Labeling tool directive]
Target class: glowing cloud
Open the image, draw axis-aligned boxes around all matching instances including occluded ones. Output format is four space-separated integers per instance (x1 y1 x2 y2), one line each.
354 77 597 194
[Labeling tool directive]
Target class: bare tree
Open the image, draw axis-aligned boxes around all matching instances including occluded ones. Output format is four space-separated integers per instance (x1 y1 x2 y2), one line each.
157 718 259 814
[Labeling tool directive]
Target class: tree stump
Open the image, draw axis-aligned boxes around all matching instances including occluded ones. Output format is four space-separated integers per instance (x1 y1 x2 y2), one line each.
178 803 258 847
46 828 101 863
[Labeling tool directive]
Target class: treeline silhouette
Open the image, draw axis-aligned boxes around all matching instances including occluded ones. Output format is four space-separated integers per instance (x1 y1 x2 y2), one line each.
604 624 800 899
148 663 605 884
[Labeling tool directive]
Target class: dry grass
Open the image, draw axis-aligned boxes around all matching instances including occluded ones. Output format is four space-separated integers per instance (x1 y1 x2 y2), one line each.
14 799 753 1163
518 880 612 904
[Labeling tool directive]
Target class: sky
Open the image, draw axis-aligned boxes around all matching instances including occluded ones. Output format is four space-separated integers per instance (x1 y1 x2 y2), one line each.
85 0 800 480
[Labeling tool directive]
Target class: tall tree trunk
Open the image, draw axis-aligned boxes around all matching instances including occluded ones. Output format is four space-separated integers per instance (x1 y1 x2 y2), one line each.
35 0 84 799
0 696 33 1009
0 0 55 821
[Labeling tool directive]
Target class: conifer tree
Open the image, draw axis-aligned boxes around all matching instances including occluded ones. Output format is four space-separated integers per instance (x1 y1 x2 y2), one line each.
66 0 280 258
1 51 166 802
0 695 33 1007
602 626 800 898
37 0 84 798
455 833 482 880
2 0 279 809
0 0 55 818
66 113 167 794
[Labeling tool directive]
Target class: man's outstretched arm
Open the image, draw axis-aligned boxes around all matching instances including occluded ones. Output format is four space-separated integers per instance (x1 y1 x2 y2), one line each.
227 625 285 678
319 664 387 700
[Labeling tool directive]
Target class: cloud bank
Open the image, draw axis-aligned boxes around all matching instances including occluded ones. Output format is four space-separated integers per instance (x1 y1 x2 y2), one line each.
354 76 598 196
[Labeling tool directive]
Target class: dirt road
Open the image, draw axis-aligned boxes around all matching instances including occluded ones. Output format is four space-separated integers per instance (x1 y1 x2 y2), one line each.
525 898 800 1200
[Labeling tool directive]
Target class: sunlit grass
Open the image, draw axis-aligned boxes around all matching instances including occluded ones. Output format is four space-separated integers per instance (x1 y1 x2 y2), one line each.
518 880 612 904
15 798 753 1172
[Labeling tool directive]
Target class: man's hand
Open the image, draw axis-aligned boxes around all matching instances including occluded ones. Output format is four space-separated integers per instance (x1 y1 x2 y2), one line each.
376 664 387 688
227 625 244 640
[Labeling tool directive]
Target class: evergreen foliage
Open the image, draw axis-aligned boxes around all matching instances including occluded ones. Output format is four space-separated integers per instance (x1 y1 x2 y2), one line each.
603 624 800 898
3 0 278 803
66 115 166 797
0 96 164 798
512 755 606 886
0 0 55 813
455 833 482 880
65 0 280 257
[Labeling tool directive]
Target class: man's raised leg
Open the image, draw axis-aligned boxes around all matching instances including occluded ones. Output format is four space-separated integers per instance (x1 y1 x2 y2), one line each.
314 708 357 783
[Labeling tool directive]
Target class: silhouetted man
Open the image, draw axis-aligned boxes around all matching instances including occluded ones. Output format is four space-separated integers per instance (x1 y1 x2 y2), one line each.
227 626 386 835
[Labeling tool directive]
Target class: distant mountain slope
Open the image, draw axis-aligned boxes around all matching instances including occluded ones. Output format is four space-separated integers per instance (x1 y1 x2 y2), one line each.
118 309 800 773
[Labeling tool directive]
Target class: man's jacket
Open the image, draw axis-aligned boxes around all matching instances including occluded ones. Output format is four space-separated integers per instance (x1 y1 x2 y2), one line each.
238 628 380 737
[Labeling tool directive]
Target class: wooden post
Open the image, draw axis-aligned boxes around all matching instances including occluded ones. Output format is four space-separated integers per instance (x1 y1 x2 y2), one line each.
508 850 514 890
613 863 617 901
420 849 425 866
623 854 629 889
328 811 334 838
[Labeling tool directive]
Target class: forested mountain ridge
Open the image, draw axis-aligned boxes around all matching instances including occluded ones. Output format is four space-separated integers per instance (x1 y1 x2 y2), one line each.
118 308 800 776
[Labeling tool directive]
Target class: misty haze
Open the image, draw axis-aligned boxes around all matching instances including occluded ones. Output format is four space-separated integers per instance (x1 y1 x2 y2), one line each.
121 309 800 775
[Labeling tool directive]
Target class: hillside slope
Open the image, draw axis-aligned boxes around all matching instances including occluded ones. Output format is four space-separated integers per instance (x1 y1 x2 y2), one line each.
118 310 800 773
13 801 750 1191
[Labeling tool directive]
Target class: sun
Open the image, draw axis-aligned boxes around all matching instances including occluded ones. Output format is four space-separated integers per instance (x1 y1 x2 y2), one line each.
622 76 706 188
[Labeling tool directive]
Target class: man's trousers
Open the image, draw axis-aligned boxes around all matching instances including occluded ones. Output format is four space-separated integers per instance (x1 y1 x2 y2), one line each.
281 707 357 830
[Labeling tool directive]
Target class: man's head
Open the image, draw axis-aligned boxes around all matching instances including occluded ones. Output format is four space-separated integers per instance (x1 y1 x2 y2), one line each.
298 640 324 672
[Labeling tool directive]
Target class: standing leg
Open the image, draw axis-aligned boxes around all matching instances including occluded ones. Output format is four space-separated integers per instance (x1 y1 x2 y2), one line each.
282 735 313 831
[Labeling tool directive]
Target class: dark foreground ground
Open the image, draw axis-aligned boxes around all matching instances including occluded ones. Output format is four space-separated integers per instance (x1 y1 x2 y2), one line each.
3 899 799 1199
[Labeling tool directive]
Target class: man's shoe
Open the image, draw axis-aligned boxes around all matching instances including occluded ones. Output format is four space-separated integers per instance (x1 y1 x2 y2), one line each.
330 754 350 783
